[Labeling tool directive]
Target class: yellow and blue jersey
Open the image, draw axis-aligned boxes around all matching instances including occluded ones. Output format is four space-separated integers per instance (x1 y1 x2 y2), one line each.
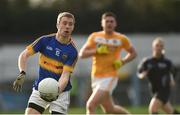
26 33 78 92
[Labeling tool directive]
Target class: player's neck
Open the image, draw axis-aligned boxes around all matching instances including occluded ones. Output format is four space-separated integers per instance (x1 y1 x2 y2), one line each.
103 30 114 35
153 53 163 58
56 33 71 44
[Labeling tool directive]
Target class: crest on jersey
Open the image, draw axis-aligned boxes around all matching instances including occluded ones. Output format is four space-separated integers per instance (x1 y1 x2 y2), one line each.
62 54 68 61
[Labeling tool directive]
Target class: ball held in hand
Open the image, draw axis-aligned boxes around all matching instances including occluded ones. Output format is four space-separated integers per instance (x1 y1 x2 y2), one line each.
38 78 59 102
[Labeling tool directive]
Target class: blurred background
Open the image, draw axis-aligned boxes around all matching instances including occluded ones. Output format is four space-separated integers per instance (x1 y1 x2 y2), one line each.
0 0 180 113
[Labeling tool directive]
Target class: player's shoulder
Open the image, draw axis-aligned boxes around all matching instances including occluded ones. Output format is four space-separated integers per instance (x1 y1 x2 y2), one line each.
41 33 56 40
69 39 78 55
163 56 172 64
114 32 129 40
36 33 56 43
90 31 104 36
87 31 103 40
141 56 152 63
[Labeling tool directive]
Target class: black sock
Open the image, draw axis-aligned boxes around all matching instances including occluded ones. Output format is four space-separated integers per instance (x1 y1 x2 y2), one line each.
51 111 64 114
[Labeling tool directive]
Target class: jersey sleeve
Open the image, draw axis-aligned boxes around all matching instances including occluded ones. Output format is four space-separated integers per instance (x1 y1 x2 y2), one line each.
85 33 96 49
63 51 78 73
169 60 177 78
121 36 131 51
26 36 45 55
138 58 148 73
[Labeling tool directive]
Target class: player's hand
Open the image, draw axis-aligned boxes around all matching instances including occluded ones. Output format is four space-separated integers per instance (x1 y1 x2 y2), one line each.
40 92 59 102
13 71 25 92
170 81 176 88
113 59 123 69
170 78 176 88
96 44 109 54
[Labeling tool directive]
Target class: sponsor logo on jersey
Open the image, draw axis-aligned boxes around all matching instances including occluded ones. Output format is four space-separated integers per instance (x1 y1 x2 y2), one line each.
158 63 167 68
94 37 121 46
46 46 53 51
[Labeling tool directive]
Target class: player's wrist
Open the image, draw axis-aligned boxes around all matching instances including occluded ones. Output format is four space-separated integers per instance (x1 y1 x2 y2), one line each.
121 59 126 65
20 71 26 75
58 86 62 94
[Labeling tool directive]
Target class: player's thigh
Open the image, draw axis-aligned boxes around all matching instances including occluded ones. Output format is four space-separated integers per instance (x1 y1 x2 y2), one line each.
87 88 109 107
162 102 174 114
156 90 170 104
25 107 41 115
91 77 118 95
100 95 114 112
88 77 118 107
49 91 70 114
26 89 48 114
149 97 162 112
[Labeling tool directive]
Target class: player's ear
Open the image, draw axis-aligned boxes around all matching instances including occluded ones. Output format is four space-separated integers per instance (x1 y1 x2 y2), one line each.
101 20 104 28
162 49 165 54
72 24 75 31
114 20 117 27
56 23 59 29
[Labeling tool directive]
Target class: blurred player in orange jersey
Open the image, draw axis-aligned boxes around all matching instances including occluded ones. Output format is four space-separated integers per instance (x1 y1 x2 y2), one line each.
79 12 137 114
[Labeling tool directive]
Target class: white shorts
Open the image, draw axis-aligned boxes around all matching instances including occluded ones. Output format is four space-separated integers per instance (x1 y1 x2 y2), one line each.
91 77 118 95
27 89 70 114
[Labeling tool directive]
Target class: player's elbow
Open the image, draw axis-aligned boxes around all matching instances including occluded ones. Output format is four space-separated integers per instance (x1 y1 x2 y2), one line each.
19 49 30 60
138 74 144 79
78 50 90 59
137 71 146 79
78 51 85 59
133 51 137 59
132 48 137 59
128 47 137 59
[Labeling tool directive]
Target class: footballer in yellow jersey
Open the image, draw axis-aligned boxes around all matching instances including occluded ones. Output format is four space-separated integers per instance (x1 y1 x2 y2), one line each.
79 12 136 114
86 31 131 77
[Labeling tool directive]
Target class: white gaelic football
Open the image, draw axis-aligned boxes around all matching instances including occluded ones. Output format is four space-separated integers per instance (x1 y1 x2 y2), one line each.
38 78 59 101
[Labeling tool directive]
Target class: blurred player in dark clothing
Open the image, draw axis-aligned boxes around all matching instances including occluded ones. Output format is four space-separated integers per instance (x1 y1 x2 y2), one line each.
138 37 179 114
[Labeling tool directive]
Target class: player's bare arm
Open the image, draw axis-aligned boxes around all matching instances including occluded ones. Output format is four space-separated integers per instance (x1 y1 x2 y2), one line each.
79 44 96 58
13 49 32 92
122 46 137 65
170 74 176 87
18 49 32 72
58 70 71 92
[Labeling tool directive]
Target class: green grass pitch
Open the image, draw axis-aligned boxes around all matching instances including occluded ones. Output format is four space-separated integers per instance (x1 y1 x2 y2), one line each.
1 105 179 114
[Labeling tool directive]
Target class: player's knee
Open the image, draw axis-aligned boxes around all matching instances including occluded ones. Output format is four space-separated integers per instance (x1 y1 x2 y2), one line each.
103 106 114 114
86 100 96 111
104 107 114 114
25 107 42 114
149 106 158 114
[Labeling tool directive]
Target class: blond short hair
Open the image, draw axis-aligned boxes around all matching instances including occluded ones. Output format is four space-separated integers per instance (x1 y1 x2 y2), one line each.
152 37 165 54
152 37 164 47
57 12 75 24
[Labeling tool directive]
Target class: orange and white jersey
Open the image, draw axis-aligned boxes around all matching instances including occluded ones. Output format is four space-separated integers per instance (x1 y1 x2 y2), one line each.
85 31 132 78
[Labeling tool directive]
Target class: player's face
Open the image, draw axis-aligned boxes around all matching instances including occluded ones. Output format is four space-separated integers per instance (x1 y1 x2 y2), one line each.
153 41 164 55
101 16 117 34
57 17 74 38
